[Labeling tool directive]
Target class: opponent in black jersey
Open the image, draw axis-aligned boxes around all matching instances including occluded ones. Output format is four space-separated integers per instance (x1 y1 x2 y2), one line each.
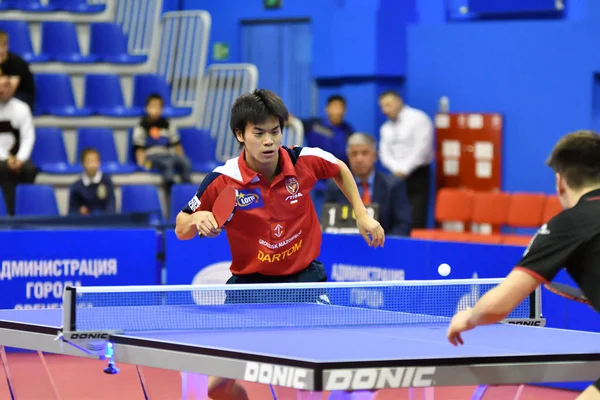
447 130 600 399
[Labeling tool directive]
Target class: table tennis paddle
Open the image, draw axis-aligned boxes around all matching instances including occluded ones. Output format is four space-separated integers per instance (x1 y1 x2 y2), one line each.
199 185 238 238
544 282 591 306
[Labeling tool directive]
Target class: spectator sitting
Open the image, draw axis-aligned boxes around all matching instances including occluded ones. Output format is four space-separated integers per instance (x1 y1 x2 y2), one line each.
301 95 354 165
133 93 191 189
68 148 115 215
0 75 37 215
0 30 35 112
324 132 412 236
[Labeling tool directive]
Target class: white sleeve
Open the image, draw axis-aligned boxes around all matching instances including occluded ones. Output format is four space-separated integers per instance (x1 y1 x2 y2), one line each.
392 115 433 176
15 104 35 162
378 123 403 174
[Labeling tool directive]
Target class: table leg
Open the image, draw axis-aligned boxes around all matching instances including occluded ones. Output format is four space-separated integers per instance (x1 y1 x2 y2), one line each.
470 385 488 400
512 384 525 400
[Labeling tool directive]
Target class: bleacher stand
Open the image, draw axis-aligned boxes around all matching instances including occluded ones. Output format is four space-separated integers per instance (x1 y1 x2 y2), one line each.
0 0 263 220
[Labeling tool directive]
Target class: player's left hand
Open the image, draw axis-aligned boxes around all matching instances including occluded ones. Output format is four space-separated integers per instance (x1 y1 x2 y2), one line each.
356 214 385 248
447 308 476 346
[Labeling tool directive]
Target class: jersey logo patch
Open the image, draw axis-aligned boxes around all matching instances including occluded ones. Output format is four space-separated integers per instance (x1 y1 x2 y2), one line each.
271 222 285 240
188 195 201 212
285 177 299 195
236 189 264 210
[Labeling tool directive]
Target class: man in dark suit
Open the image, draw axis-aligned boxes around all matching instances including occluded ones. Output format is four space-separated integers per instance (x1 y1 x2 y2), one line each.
324 132 412 236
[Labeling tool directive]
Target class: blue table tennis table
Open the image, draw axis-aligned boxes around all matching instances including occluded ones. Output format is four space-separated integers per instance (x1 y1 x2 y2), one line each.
0 279 599 400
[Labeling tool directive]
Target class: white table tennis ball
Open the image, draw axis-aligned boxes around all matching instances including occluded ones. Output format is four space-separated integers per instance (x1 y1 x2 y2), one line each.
438 263 451 277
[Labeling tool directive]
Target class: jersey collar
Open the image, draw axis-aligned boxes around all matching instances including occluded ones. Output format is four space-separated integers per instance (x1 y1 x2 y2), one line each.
580 188 600 202
237 146 297 184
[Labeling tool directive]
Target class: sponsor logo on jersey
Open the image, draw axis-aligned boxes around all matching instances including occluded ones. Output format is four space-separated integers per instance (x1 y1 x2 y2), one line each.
271 222 285 239
188 195 201 211
285 177 299 195
257 240 303 262
236 189 263 209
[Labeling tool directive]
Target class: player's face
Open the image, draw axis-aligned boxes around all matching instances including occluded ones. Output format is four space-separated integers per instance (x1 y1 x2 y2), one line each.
326 100 345 125
379 95 403 120
83 152 100 177
347 143 376 179
237 115 282 171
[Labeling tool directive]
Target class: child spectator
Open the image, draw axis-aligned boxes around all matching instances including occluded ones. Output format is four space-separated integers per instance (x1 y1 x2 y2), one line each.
68 148 115 215
132 93 192 189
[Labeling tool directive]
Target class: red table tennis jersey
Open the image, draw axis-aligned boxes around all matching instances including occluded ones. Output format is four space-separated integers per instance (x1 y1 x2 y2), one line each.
183 145 341 276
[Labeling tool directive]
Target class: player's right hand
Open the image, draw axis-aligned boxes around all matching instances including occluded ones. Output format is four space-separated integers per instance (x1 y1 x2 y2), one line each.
192 211 221 238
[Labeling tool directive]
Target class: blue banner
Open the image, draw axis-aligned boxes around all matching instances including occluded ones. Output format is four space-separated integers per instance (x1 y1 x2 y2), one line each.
0 228 159 310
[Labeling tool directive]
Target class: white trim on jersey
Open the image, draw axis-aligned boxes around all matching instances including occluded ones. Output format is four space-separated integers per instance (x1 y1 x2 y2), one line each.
299 146 339 165
213 157 243 182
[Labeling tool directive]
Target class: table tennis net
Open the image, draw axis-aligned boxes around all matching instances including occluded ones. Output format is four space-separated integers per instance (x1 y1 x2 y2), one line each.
64 279 539 333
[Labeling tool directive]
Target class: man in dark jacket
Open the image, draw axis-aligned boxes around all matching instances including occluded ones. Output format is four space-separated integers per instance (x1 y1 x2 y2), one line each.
324 132 412 236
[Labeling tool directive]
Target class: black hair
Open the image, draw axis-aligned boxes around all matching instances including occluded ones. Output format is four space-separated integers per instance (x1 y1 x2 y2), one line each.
229 89 289 143
145 93 164 106
80 147 100 163
546 130 600 190
379 90 401 100
327 95 346 106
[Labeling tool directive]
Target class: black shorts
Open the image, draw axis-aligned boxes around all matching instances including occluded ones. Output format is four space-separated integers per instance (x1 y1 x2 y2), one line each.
224 260 329 304
594 377 600 391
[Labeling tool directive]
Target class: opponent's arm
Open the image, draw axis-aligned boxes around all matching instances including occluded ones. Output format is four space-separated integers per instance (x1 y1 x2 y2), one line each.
468 269 540 325
447 269 541 346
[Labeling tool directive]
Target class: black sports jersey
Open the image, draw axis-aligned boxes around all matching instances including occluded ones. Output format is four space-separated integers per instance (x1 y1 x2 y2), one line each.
515 188 600 311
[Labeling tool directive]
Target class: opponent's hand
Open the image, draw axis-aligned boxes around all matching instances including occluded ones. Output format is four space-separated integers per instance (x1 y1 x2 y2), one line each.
447 308 476 346
192 211 221 238
356 213 385 248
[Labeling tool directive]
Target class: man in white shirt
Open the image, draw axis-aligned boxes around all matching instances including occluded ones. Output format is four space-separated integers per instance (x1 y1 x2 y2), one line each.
0 75 37 215
378 91 433 229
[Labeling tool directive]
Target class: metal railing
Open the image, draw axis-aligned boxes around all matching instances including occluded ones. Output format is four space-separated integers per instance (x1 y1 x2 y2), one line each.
115 0 162 56
156 11 211 109
197 64 259 162
282 117 305 148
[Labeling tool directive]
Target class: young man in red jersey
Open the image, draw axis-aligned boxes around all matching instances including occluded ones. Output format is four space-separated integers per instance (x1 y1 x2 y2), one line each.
175 89 385 400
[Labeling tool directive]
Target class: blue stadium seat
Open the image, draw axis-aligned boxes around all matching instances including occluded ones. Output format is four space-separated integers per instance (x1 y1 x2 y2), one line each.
178 128 219 173
76 128 137 174
120 185 163 223
34 73 92 116
41 22 98 63
3 0 56 12
132 74 192 118
48 0 105 13
89 23 147 64
30 127 82 174
84 74 140 117
0 190 7 217
170 183 197 223
0 21 49 62
15 184 59 216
